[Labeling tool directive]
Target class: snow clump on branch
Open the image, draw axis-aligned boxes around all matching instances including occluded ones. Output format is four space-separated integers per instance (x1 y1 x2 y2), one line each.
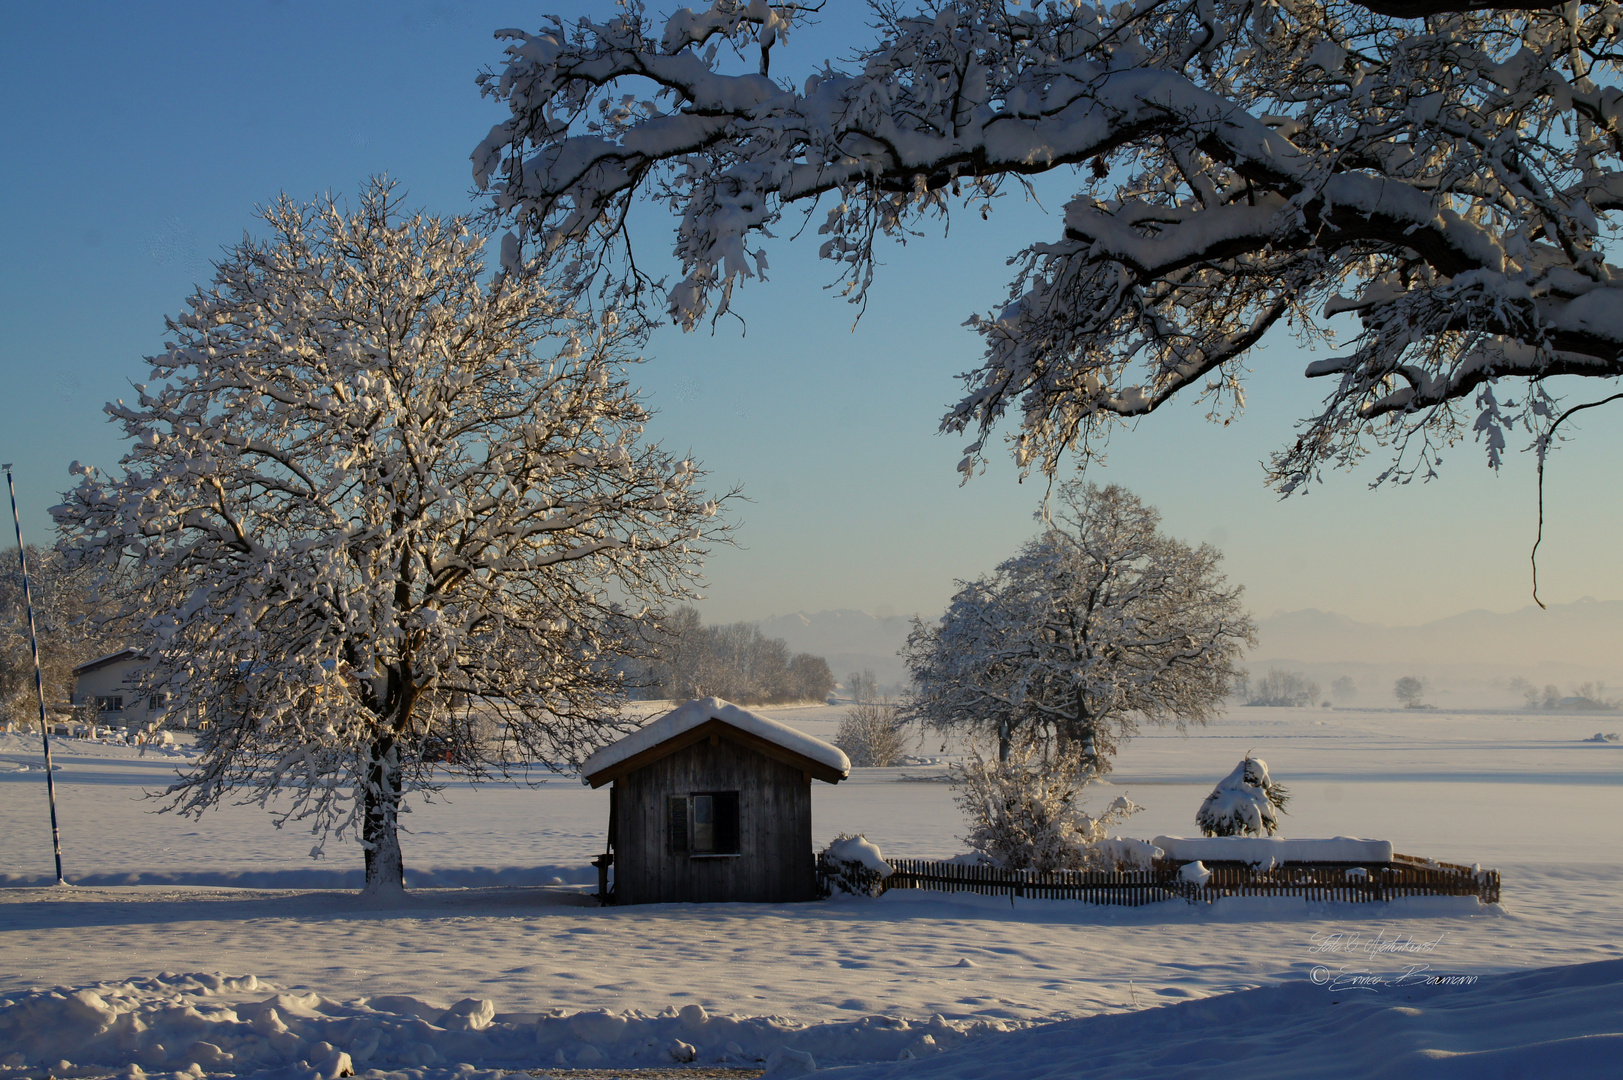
473 0 1623 491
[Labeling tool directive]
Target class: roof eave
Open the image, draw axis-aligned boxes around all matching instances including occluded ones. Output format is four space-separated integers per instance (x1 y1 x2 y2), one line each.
582 716 849 789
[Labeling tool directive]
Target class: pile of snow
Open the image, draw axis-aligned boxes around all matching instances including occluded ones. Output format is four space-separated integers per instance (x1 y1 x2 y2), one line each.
1177 860 1211 885
4 960 1619 1080
826 834 892 876
1153 837 1395 864
580 697 850 782
1090 837 1163 871
0 973 1011 1078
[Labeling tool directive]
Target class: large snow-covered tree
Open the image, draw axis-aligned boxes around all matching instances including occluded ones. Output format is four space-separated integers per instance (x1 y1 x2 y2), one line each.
472 0 1623 488
900 483 1254 771
53 181 732 896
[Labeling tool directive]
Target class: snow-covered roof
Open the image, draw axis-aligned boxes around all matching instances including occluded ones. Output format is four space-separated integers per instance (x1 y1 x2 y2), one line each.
72 647 145 677
580 697 850 787
1153 836 1395 864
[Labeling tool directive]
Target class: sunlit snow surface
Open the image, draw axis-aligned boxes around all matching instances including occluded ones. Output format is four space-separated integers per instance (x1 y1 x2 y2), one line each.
2 704 1619 1078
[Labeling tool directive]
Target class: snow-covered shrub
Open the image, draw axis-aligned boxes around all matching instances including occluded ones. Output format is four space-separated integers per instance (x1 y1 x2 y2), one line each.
819 833 892 897
1195 757 1290 837
951 747 1144 872
835 701 906 767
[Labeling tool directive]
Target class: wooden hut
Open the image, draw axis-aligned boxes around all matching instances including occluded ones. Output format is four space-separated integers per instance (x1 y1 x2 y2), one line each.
580 697 850 905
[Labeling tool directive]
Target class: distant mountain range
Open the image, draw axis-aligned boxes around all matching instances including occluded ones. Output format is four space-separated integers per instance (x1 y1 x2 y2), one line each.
1251 598 1623 669
754 599 1623 705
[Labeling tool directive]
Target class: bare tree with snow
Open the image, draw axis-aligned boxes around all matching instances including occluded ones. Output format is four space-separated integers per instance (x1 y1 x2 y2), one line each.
900 483 1253 772
472 0 1623 492
846 668 879 704
835 700 907 767
53 181 733 896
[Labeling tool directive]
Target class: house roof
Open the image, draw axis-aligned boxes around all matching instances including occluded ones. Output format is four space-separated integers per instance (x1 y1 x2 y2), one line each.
72 647 145 677
580 696 850 788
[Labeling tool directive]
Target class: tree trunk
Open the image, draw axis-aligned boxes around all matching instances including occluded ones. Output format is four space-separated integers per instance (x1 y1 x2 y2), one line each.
361 735 405 897
1064 689 1099 772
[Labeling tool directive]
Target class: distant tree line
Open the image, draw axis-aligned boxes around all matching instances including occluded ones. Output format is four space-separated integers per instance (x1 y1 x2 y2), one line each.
1507 677 1620 712
635 607 834 705
1240 669 1320 708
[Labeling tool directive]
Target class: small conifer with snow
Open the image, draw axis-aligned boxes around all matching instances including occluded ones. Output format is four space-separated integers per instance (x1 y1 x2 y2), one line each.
1196 757 1290 837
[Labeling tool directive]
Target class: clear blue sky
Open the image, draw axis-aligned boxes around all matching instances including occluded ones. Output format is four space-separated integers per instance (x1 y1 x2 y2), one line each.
2 0 1618 628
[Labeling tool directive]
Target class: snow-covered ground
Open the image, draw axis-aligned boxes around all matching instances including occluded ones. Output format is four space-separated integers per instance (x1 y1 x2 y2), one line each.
1 704 1619 1077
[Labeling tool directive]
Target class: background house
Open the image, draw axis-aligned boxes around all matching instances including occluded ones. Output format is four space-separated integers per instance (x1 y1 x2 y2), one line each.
71 648 170 731
581 697 850 905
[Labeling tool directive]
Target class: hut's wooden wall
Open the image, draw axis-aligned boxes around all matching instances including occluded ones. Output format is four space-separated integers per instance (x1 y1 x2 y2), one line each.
613 737 816 904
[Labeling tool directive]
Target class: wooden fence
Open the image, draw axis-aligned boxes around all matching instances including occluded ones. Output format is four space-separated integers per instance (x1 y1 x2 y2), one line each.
819 854 1500 907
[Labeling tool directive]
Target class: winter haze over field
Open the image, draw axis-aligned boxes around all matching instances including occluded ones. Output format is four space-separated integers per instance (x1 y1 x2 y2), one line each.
3 1 1623 1078
767 603 1623 706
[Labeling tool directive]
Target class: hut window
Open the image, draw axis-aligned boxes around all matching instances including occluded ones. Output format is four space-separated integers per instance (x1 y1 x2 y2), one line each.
670 792 740 856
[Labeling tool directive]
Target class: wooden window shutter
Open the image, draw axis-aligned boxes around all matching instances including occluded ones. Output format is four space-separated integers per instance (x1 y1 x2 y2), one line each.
714 791 740 855
667 795 689 854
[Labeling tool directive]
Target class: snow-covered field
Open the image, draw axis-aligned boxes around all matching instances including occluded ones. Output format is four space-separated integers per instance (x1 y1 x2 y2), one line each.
2 704 1619 1078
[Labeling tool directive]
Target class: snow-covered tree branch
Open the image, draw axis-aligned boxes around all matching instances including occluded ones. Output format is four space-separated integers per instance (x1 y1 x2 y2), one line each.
53 180 735 895
900 483 1254 772
474 0 1623 487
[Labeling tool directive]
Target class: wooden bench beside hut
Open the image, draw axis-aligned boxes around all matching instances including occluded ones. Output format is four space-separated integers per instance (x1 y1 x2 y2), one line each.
581 697 850 905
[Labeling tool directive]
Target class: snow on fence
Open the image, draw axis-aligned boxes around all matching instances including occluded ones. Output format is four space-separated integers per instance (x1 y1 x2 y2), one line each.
818 855 1499 907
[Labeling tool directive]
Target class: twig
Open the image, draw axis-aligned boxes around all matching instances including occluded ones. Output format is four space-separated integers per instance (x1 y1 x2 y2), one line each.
1532 392 1623 608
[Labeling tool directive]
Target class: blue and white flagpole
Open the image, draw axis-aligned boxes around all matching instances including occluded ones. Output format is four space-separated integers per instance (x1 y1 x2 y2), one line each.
4 464 65 886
